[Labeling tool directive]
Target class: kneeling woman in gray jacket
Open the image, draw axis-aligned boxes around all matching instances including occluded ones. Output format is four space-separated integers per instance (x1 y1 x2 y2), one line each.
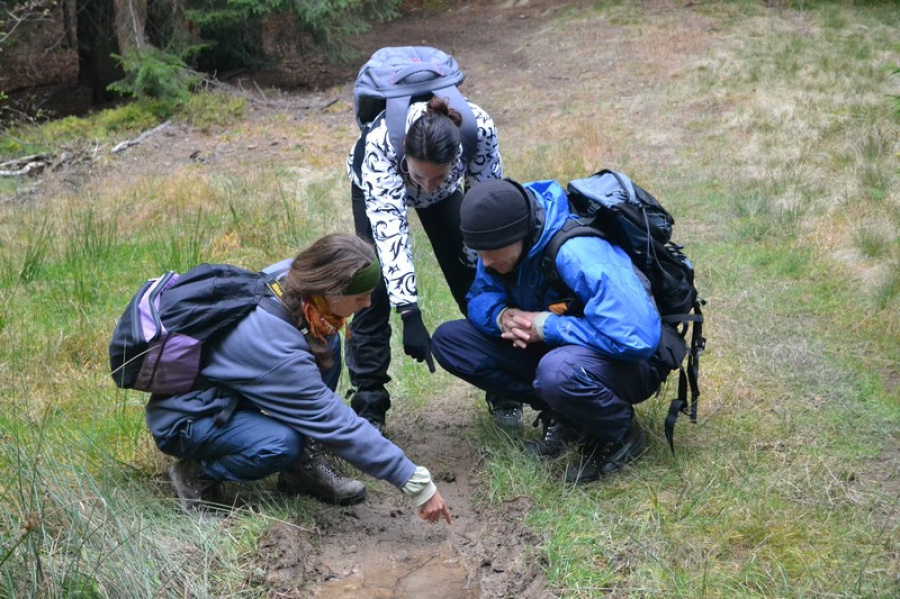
145 233 450 523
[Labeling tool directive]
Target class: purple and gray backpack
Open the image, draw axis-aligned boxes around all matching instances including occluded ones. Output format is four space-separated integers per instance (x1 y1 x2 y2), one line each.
108 264 287 395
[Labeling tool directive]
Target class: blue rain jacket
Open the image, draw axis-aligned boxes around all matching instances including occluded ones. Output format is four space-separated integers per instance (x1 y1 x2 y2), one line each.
466 180 661 360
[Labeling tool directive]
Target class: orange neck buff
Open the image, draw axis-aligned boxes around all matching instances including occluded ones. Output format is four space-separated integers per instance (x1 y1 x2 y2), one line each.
301 296 347 344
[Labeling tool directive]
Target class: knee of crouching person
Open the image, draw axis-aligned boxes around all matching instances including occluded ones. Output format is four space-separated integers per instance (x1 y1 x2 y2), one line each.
430 319 463 365
254 428 305 474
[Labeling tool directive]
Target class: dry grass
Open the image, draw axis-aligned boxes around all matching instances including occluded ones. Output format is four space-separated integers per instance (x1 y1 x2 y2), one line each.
479 2 899 595
1 1 898 597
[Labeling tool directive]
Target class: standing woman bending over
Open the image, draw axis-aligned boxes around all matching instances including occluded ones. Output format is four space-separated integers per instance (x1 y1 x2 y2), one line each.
347 96 520 431
146 234 451 523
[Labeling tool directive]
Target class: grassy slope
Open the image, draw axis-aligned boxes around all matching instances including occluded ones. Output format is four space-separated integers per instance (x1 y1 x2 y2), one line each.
1 1 898 597
475 2 900 597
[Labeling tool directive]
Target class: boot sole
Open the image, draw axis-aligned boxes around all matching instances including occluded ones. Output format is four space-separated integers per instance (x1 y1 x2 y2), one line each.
277 480 368 506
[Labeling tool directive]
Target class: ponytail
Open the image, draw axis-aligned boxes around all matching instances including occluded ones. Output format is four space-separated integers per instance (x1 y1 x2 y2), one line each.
404 97 463 165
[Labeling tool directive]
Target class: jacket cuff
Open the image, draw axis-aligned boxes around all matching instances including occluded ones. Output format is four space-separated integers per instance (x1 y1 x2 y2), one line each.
541 313 560 345
410 481 437 507
495 307 509 330
533 311 552 340
396 302 419 315
401 465 437 507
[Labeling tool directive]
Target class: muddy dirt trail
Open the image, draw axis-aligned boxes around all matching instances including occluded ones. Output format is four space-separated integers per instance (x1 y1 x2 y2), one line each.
273 391 548 598
247 2 583 597
6 1 586 596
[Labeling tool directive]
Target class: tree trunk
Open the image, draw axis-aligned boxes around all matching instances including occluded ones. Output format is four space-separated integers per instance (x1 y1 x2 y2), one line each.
113 0 147 51
77 0 121 103
76 0 148 103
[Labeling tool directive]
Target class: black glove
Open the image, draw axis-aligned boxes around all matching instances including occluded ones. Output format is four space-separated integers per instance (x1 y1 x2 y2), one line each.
399 304 435 373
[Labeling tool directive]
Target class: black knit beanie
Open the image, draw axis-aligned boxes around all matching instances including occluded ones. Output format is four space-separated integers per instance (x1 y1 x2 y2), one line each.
460 179 532 250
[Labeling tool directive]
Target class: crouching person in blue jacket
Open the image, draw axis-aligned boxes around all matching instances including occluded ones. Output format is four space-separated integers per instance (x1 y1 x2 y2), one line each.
145 233 451 523
431 179 668 483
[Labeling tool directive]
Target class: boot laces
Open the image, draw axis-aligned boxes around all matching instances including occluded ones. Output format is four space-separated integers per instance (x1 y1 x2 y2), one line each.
586 439 617 464
304 440 345 480
532 410 559 441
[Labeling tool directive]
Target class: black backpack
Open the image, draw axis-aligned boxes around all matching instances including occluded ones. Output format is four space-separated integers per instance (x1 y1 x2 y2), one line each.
541 169 706 452
352 46 478 167
108 263 288 396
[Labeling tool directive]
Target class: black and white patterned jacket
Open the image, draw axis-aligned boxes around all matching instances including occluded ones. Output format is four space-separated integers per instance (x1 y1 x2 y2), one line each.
347 100 502 308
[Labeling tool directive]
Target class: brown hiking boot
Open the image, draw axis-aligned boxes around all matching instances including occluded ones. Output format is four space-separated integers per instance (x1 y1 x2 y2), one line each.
168 459 224 513
277 439 367 506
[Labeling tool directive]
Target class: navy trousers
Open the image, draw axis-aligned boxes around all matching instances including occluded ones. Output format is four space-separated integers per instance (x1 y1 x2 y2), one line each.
156 336 343 482
432 319 664 441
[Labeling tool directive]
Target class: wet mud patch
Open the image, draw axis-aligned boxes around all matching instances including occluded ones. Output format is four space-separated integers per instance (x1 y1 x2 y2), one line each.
314 543 470 598
250 387 548 598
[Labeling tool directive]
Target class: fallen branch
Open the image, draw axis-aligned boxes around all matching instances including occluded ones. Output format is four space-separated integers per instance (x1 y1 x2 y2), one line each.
203 77 297 109
0 153 52 177
111 120 172 154
252 80 268 100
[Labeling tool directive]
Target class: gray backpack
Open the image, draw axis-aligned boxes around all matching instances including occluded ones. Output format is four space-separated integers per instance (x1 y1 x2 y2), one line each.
109 264 289 396
353 46 477 165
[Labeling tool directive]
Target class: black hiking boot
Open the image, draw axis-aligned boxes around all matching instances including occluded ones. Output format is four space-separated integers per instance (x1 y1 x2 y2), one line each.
168 459 224 514
277 439 367 506
524 413 580 459
564 418 647 484
486 391 523 430
349 387 390 435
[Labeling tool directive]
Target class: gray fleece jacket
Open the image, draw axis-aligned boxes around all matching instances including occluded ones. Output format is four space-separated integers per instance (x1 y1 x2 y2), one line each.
144 263 416 489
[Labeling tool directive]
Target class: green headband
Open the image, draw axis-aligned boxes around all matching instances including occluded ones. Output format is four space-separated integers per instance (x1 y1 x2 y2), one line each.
343 258 381 295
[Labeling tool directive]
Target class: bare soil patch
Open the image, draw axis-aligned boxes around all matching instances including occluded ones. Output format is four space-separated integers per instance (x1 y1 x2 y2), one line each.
242 4 581 596
296 390 548 598
5 2 584 596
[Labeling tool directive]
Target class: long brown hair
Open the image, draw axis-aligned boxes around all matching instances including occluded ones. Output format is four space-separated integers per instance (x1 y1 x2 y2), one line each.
282 233 377 370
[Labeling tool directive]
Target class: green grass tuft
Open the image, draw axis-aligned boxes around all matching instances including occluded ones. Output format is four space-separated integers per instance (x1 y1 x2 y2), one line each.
1 2 899 597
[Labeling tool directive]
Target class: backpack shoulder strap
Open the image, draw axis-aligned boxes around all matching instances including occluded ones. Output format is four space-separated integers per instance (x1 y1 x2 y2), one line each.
210 273 293 426
387 90 478 166
385 98 409 165
258 273 295 326
351 125 369 181
541 219 607 293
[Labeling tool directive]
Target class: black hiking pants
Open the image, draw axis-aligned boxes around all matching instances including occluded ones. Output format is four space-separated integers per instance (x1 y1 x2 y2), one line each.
347 182 474 419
